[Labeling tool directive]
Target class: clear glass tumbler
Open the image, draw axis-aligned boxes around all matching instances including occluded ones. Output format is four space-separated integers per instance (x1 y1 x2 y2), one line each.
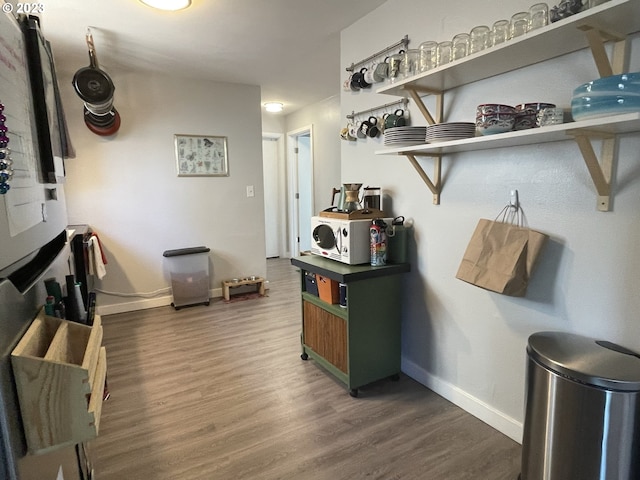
436 41 452 66
388 51 404 83
452 33 470 61
419 41 438 72
510 11 530 38
469 25 491 54
491 19 510 46
528 3 549 30
401 49 420 78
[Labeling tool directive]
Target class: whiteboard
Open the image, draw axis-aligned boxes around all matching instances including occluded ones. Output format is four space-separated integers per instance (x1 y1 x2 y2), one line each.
0 10 44 237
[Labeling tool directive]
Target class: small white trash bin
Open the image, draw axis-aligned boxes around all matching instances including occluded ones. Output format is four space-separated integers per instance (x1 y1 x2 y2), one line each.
162 246 211 309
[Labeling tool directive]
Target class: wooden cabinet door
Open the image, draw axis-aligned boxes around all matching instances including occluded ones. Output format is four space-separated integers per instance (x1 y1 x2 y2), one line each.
303 301 347 373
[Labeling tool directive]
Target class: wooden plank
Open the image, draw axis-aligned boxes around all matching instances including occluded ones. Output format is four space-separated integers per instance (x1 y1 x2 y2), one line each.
83 324 103 388
88 347 108 434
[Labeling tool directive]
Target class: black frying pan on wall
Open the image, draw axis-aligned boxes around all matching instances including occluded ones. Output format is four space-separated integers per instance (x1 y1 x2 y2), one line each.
72 29 120 136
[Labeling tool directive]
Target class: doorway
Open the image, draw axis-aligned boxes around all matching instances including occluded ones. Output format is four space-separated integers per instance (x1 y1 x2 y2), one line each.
287 126 314 257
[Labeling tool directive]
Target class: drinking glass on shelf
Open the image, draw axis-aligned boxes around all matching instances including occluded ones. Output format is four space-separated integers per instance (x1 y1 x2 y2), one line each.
401 49 420 78
388 51 404 83
469 25 491 54
510 11 530 38
452 33 470 61
528 3 549 30
419 41 438 72
491 19 510 45
436 41 452 66
588 0 610 7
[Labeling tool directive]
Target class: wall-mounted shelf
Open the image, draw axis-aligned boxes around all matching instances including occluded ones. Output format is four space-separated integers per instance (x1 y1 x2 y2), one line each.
376 113 640 156
373 0 640 211
376 0 639 99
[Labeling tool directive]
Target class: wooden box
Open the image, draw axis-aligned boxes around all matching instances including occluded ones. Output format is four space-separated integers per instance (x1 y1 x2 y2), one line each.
11 310 107 454
316 274 340 304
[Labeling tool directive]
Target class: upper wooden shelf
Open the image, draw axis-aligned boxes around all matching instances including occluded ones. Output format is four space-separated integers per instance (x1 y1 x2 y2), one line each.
376 0 640 98
374 112 640 156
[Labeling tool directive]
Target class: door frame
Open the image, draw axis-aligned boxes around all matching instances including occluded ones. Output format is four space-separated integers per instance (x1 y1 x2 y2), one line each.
262 132 286 257
286 125 315 258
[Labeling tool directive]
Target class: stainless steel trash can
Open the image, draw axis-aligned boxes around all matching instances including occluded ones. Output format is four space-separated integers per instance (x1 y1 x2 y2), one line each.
520 331 640 480
163 246 211 309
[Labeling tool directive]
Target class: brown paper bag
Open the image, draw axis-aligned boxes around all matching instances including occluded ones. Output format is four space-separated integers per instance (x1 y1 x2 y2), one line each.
456 218 548 297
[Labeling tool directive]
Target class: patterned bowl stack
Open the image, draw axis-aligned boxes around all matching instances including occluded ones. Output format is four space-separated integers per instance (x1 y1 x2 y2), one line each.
476 104 517 135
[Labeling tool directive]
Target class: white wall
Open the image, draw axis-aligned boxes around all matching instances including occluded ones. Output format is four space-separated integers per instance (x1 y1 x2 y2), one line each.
342 0 640 442
60 71 266 314
286 95 342 215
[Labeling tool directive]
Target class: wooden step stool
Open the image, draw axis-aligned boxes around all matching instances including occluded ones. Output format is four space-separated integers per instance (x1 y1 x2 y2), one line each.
222 277 266 301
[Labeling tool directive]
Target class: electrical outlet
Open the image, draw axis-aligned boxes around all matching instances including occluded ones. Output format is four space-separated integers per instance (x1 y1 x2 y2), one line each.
246 185 254 197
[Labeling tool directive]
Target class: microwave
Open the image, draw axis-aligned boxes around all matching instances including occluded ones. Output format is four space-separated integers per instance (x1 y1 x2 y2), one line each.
310 216 392 265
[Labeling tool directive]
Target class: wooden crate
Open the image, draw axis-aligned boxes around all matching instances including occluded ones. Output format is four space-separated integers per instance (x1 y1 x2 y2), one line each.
11 310 107 454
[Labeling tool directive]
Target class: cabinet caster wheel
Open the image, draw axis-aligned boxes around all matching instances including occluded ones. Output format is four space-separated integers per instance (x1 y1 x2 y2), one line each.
300 352 309 361
349 388 358 398
390 373 400 381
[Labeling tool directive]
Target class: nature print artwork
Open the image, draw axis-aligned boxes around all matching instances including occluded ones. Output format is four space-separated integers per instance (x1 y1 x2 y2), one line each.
175 134 229 176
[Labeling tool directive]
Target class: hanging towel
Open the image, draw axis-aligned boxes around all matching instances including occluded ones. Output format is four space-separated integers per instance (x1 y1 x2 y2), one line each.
88 235 107 279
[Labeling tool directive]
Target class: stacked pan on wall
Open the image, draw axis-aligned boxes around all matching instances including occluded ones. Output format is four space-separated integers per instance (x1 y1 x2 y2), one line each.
72 29 121 136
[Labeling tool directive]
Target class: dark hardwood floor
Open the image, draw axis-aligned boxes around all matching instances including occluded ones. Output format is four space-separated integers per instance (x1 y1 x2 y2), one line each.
92 258 522 479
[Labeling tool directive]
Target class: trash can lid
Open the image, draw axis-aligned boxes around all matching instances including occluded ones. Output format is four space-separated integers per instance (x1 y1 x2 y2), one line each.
163 246 210 257
528 331 640 391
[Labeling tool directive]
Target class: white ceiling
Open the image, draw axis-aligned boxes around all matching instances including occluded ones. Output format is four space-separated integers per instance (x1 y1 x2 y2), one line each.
37 0 387 114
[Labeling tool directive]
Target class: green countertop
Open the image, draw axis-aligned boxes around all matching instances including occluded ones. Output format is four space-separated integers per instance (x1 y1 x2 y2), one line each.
291 255 410 283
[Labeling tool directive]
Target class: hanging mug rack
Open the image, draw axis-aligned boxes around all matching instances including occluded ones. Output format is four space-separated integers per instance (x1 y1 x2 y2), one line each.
345 35 409 72
346 98 409 121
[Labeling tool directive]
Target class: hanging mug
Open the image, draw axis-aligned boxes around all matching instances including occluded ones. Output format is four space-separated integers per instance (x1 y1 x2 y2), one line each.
350 70 363 91
359 116 380 138
384 108 406 129
374 58 390 82
343 73 354 92
348 122 359 139
357 68 372 89
367 116 380 137
356 121 367 139
364 68 378 85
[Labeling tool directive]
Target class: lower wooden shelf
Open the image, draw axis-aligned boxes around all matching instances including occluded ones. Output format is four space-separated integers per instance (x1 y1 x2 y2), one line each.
11 310 107 454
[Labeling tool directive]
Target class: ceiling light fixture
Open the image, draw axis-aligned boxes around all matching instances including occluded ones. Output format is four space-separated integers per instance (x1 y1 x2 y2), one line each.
139 0 192 11
264 102 284 113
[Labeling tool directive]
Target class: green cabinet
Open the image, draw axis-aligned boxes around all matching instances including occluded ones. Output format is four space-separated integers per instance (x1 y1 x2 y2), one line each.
291 256 410 397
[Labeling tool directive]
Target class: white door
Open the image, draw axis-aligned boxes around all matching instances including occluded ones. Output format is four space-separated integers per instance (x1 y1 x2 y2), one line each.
262 136 280 258
287 126 314 257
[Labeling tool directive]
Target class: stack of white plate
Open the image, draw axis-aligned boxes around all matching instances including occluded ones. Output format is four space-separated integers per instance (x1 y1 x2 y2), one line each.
383 126 428 146
426 122 476 143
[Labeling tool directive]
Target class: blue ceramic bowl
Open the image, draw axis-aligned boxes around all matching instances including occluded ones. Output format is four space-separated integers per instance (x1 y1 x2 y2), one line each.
572 72 640 97
571 72 640 121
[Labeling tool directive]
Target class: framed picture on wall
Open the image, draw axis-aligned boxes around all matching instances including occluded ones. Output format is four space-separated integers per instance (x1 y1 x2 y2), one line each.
174 134 229 177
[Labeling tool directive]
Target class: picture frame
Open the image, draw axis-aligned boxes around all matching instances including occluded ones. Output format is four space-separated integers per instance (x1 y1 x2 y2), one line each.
174 134 229 177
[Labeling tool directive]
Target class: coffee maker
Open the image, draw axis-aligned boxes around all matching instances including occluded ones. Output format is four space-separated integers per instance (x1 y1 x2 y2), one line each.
362 186 382 211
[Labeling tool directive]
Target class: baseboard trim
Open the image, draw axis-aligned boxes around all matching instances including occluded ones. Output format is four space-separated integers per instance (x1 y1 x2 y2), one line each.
95 281 271 316
401 356 523 444
96 287 223 316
